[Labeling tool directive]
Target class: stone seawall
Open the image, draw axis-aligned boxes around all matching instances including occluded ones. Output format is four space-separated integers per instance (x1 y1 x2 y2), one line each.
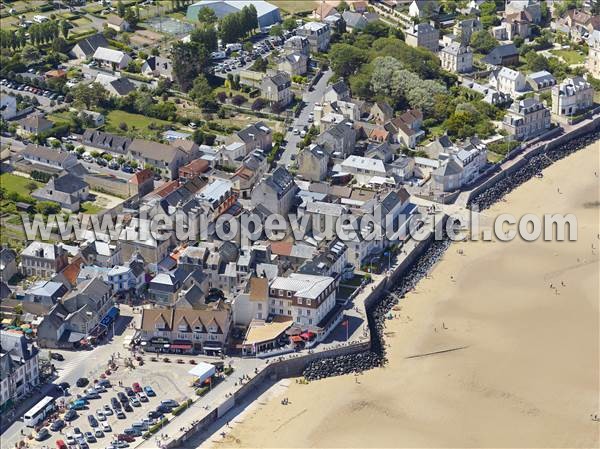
468 117 600 210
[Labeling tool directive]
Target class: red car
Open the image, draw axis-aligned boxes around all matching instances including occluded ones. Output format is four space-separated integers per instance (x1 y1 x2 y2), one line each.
56 440 67 449
132 382 142 393
118 434 136 442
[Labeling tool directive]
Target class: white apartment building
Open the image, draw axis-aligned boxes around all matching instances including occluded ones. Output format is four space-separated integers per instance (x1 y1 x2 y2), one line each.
0 331 40 408
269 274 336 327
440 43 473 73
551 76 594 117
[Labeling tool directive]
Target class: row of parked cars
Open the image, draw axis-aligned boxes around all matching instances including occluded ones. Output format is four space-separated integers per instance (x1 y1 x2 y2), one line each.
212 35 288 74
41 377 176 449
0 78 64 102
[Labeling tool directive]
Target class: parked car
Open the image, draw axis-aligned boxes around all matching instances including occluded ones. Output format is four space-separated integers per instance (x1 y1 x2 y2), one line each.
118 392 128 403
130 397 141 407
56 439 67 449
144 386 156 397
102 423 111 433
69 400 86 410
137 392 148 402
94 429 104 438
96 410 106 421
117 434 135 442
116 410 126 419
50 352 64 361
132 382 142 393
36 428 50 441
76 377 89 387
123 403 133 413
88 415 98 428
103 404 113 415
64 409 77 421
84 431 96 443
111 397 122 410
125 387 135 397
161 399 179 408
50 419 65 431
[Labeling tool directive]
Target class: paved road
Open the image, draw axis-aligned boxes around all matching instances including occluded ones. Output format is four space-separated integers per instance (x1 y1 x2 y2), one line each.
1 310 135 448
0 85 65 113
278 68 333 168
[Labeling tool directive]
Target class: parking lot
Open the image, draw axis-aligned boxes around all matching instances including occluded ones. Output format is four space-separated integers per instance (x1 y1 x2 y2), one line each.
211 32 289 78
0 78 65 108
20 352 204 449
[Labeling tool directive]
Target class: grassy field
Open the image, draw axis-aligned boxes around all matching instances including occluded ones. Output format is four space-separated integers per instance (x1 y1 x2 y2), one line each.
549 49 586 65
104 110 174 139
0 173 42 196
80 201 104 215
270 0 316 14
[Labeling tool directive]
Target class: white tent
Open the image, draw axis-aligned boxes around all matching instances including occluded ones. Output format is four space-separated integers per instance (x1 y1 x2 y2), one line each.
188 362 216 384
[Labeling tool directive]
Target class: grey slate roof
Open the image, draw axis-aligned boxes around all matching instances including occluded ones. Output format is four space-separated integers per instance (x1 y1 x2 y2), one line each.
52 173 88 194
74 33 109 57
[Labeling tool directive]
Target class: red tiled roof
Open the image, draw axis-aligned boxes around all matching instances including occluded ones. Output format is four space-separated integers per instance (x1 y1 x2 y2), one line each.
129 168 153 185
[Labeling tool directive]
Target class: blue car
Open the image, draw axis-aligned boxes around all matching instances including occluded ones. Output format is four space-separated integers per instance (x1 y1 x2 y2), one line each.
70 400 86 410
144 386 156 397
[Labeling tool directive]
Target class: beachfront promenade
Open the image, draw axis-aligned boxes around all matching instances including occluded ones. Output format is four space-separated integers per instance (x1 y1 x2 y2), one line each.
135 212 441 449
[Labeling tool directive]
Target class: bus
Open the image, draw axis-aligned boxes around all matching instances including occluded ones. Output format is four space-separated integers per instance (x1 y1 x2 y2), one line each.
24 396 55 427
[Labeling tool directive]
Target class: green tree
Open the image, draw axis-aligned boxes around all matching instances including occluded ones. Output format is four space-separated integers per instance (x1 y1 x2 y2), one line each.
270 25 283 37
189 74 215 109
282 17 296 31
171 41 208 91
71 82 109 109
60 20 69 39
191 23 218 52
124 7 138 27
36 201 61 215
25 181 38 194
117 0 125 17
329 43 367 77
470 30 498 53
197 6 217 24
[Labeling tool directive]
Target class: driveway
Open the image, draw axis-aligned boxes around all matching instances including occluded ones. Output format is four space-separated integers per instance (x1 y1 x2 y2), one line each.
278 68 333 168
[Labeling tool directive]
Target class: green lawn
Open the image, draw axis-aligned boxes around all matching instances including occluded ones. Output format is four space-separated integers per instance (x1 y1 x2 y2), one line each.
270 0 316 14
0 173 42 196
549 49 586 65
104 110 174 139
80 201 104 215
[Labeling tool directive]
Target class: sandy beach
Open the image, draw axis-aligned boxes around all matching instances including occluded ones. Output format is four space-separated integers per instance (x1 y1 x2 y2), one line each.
204 141 600 448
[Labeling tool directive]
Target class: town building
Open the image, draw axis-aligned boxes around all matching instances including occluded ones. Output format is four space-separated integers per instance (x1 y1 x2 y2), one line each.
179 159 210 182
440 42 473 73
502 97 551 140
21 242 69 278
453 18 482 44
92 47 132 70
490 67 527 97
277 52 308 76
261 71 293 108
586 30 600 78
297 22 331 52
139 307 232 355
551 76 594 117
432 136 488 192
316 120 356 157
36 277 115 348
340 155 387 185
81 129 132 157
0 248 17 283
0 330 40 409
342 11 369 32
405 23 440 52
94 73 137 97
526 71 557 91
23 280 68 308
284 35 310 57
106 14 130 32
409 0 440 18
482 43 519 66
127 139 192 180
18 113 53 136
21 144 77 171
385 109 424 148
70 33 109 60
32 173 90 212
141 56 173 80
297 144 329 182
186 0 281 28
269 273 337 327
251 167 298 215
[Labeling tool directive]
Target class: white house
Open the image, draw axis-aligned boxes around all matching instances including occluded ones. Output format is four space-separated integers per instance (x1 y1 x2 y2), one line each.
93 47 132 70
490 67 527 98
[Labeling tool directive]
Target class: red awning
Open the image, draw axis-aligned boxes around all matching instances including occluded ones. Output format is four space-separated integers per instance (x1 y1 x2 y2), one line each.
300 332 315 340
170 344 192 350
290 336 303 343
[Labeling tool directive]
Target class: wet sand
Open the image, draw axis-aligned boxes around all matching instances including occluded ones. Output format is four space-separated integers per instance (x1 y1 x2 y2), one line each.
205 141 600 448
